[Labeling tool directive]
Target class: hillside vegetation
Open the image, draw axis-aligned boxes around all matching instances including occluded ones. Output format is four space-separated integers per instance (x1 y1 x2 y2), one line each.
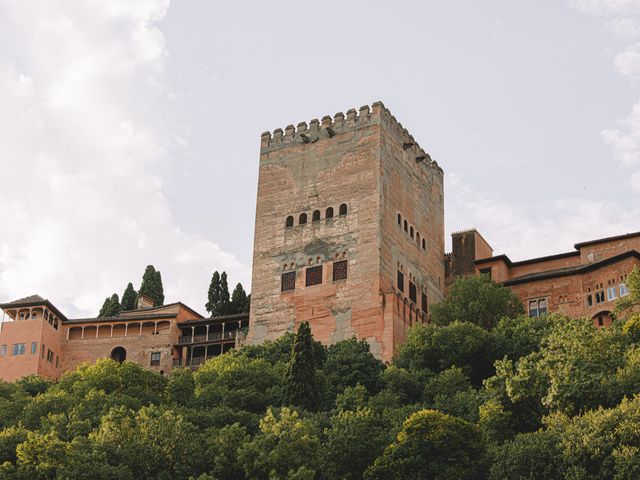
1 271 640 479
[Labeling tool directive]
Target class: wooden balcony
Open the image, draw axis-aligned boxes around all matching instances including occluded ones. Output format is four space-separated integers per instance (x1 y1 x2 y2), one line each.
177 330 237 345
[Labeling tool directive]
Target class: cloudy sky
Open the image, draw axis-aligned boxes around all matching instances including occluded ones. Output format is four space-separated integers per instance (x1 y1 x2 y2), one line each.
1 0 639 317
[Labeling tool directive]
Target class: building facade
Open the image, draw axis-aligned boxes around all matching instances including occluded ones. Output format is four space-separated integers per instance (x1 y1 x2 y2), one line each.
0 294 249 382
248 102 445 362
446 229 640 327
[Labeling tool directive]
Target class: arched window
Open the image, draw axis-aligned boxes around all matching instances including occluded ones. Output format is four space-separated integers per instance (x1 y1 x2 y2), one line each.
339 203 348 216
404 220 408 232
397 213 402 225
299 213 307 225
285 216 294 228
422 238 426 250
416 232 421 244
312 210 321 222
410 226 414 238
326 207 334 219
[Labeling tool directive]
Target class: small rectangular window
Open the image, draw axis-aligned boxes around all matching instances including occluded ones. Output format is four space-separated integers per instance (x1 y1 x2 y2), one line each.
479 267 492 279
41 344 45 359
12 343 25 356
421 292 428 314
150 352 161 366
47 349 54 363
397 271 405 292
306 265 323 287
620 283 630 297
409 282 417 303
607 286 617 301
538 299 547 315
587 294 593 307
31 342 37 355
55 356 59 368
595 291 605 304
0 345 6 357
333 260 348 281
528 300 539 317
281 271 296 292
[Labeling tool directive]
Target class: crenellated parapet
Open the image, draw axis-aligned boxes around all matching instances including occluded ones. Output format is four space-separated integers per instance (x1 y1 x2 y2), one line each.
260 101 443 175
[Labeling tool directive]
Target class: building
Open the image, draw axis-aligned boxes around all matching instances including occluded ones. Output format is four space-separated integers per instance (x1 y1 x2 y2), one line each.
446 229 640 327
248 102 445 362
0 294 249 382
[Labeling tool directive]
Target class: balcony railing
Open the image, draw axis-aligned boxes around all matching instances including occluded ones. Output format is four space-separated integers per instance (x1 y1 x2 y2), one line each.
177 330 237 345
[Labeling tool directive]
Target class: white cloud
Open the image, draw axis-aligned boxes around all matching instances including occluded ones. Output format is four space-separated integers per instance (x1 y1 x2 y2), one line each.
0 0 248 317
571 0 640 15
614 42 640 76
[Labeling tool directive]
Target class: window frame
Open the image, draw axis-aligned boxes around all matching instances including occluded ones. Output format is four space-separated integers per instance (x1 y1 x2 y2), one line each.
31 342 37 355
397 270 405 292
12 343 25 356
339 203 348 216
0 345 7 357
46 349 54 363
409 282 417 303
150 351 161 366
332 260 348 281
306 265 323 287
620 283 630 297
281 271 296 292
607 286 617 301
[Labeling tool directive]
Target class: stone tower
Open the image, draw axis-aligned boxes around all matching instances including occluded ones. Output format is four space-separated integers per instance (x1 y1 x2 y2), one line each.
248 102 444 361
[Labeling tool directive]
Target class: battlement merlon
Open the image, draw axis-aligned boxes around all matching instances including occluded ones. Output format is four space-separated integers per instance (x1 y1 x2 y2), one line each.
259 101 443 175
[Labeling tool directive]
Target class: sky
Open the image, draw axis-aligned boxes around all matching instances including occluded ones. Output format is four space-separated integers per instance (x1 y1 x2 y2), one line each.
1 0 640 317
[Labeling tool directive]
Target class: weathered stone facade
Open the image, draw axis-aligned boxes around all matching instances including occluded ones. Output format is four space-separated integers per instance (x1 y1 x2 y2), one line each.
248 102 445 361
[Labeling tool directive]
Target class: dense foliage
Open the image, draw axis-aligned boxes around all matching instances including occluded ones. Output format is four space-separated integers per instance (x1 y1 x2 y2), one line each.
5 270 640 479
139 265 165 307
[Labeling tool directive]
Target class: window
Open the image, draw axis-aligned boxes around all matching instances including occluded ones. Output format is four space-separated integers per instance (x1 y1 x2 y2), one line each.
620 283 630 297
41 344 45 359
595 291 605 304
416 232 420 244
47 349 54 363
31 342 37 355
339 203 347 216
410 226 414 238
421 292 428 314
409 282 417 303
397 213 401 225
12 343 25 356
285 216 294 228
587 294 593 307
31 312 36 319
422 239 426 250
55 356 59 368
306 265 323 286
528 298 547 317
397 270 405 292
281 271 296 292
607 286 617 301
479 267 492 279
597 316 604 327
0 345 6 357
150 352 161 366
404 220 408 232
326 207 334 219
333 260 348 281
299 213 307 225
312 210 321 222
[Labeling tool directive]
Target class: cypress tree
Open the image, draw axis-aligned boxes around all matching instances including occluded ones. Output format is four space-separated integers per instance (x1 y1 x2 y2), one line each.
284 322 319 411
139 265 164 306
245 294 251 313
230 283 248 314
98 293 121 317
220 272 230 315
121 282 137 311
98 297 111 317
206 271 221 315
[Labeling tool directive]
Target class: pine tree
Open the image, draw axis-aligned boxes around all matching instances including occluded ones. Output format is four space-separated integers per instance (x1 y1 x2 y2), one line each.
284 322 319 411
139 265 164 307
206 271 221 315
98 293 121 317
230 283 248 314
220 272 230 315
121 282 137 311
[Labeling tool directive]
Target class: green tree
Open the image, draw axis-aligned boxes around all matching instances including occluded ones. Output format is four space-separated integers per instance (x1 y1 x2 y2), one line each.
616 266 640 316
201 423 249 480
98 293 121 318
138 265 164 306
284 322 320 411
324 338 384 394
206 271 231 316
431 275 524 329
491 313 556 361
488 430 565 480
323 408 391 480
395 321 494 385
238 408 321 480
164 368 195 407
365 409 486 480
230 283 249 314
120 283 137 311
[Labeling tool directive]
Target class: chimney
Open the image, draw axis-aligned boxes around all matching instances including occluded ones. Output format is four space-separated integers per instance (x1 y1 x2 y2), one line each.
137 294 155 310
